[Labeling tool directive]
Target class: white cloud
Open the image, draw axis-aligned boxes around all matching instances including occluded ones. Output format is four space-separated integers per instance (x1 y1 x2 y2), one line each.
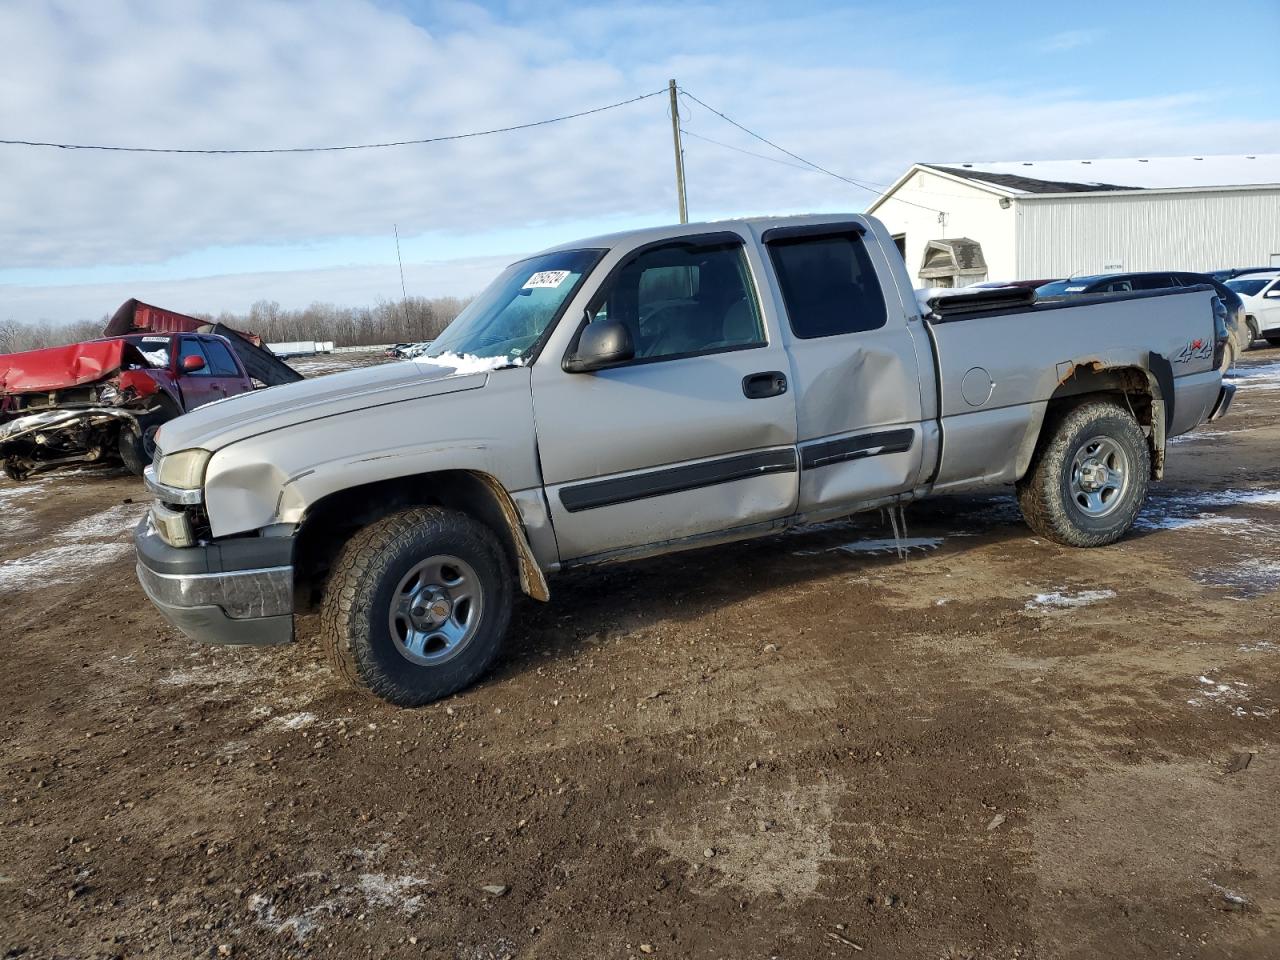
1040 29 1099 51
0 1 1277 322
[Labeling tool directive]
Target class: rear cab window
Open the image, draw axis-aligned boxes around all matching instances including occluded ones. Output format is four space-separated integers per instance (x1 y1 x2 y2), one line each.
765 230 887 338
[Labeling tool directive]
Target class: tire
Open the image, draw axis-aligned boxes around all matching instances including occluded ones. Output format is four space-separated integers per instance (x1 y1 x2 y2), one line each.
1245 317 1260 349
321 506 514 707
3 458 27 483
1016 400 1150 547
118 409 172 476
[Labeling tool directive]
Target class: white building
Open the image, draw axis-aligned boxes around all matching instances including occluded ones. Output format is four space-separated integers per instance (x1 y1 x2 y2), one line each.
865 155 1280 288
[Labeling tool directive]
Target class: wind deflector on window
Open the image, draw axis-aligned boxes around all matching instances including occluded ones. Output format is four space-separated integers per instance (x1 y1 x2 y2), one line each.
921 286 1036 320
760 222 866 244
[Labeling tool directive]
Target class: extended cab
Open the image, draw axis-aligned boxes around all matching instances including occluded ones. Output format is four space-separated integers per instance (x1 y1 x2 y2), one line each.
133 215 1234 706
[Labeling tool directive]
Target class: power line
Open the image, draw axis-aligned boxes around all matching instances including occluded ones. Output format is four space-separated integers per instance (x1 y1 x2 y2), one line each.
680 128 819 174
0 89 668 155
677 88 947 216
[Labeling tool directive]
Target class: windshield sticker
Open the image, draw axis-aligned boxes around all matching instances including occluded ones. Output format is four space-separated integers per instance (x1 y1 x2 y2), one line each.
523 270 570 289
141 335 170 342
1065 286 1087 292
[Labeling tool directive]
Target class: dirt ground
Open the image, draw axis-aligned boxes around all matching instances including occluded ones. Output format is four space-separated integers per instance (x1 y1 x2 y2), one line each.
3 348 1279 960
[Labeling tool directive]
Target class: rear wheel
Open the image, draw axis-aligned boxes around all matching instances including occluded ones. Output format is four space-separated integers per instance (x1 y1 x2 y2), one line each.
1017 400 1150 547
321 507 513 707
1246 317 1260 348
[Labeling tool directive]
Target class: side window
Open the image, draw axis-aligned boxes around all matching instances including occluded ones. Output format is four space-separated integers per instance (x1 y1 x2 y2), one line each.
1105 279 1133 293
1133 274 1175 291
587 239 764 361
202 339 240 377
177 338 212 375
766 233 887 338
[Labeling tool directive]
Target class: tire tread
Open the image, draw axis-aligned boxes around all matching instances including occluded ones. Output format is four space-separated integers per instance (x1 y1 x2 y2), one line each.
319 506 512 706
1016 400 1150 548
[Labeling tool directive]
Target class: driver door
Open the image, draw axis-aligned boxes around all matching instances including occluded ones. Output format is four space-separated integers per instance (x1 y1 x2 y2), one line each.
530 232 799 562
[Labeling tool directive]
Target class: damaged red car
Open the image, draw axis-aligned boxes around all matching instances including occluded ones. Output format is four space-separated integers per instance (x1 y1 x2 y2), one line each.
0 332 255 481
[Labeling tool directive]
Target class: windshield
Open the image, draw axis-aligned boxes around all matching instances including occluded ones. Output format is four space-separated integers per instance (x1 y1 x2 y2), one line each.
424 249 602 363
126 335 172 369
1225 278 1271 297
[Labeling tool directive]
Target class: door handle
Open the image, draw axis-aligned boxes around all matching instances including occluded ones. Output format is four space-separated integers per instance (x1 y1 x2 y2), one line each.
742 371 787 399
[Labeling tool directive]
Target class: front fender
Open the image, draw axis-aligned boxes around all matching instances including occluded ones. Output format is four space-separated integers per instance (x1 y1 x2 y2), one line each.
201 368 541 538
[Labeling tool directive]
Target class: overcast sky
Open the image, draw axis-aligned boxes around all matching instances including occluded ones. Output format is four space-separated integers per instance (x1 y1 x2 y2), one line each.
3 0 1279 323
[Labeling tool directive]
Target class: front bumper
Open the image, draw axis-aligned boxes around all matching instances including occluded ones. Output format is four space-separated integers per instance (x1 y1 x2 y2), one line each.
1209 382 1236 422
134 517 295 646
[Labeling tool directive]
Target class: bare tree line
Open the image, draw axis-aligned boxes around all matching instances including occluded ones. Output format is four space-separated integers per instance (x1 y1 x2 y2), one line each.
0 296 470 354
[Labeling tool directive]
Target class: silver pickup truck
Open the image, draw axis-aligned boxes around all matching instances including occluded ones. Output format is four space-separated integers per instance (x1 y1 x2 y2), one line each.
134 214 1234 706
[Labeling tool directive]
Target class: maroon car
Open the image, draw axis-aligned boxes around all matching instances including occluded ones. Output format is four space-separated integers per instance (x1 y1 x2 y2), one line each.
0 332 255 481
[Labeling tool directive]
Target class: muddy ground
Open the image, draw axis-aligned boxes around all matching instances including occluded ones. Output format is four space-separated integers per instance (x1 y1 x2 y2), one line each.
2 349 1279 959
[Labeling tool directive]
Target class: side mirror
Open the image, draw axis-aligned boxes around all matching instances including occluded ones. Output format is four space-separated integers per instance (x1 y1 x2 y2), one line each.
1266 289 1280 299
181 354 206 373
564 319 635 373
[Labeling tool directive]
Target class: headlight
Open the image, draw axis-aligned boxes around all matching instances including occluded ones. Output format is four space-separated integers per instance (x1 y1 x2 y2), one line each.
157 448 212 490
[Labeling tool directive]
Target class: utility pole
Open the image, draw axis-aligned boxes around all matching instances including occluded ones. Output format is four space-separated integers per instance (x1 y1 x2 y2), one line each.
668 79 688 223
393 223 407 300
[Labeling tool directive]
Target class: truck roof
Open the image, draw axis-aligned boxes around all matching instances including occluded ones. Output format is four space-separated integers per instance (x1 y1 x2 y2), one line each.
531 213 871 259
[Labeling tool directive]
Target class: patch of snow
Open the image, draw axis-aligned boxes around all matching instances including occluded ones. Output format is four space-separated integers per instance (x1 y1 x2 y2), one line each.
0 542 132 588
1025 589 1116 611
796 536 943 557
357 873 432 914
247 892 339 941
1138 488 1280 540
269 711 317 731
54 502 145 541
1135 513 1254 533
1228 360 1280 390
1167 429 1230 444
415 351 523 376
1187 674 1275 718
1239 640 1278 653
1195 558 1280 599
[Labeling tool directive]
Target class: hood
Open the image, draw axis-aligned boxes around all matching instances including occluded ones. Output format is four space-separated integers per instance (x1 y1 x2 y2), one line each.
0 339 130 394
156 358 490 453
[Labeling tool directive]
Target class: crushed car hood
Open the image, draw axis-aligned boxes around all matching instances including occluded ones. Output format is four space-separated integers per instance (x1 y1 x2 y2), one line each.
156 359 492 453
0 339 129 394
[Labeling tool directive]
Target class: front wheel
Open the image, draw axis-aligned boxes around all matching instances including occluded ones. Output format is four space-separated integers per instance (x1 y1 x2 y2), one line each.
321 507 513 707
119 403 177 476
1016 400 1150 547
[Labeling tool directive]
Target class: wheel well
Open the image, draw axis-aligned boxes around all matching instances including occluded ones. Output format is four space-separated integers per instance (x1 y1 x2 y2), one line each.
1040 364 1163 478
293 470 545 612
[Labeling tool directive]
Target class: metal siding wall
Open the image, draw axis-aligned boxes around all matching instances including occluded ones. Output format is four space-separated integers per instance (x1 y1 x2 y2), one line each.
1016 190 1280 277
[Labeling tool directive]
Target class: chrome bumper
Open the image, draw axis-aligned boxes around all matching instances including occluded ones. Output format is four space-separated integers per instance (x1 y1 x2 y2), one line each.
134 518 294 647
135 561 293 621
